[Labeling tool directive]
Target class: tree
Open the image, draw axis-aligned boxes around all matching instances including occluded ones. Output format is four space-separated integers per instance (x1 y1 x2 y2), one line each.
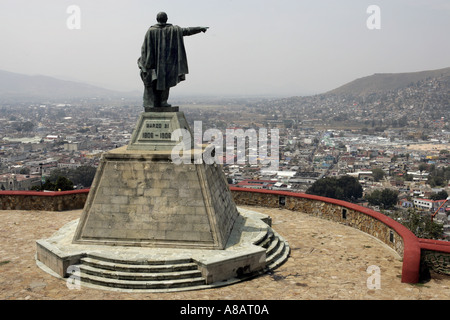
418 163 428 174
398 115 408 127
19 167 30 175
404 174 414 182
365 190 382 207
34 176 74 191
403 209 443 239
429 190 448 201
372 168 385 182
336 175 363 200
380 188 399 209
71 166 97 187
45 165 97 188
427 166 450 188
306 177 339 199
14 121 35 132
54 176 74 191
306 176 363 202
365 188 399 209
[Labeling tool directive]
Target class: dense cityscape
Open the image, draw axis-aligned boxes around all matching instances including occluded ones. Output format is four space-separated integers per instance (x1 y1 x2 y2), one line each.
1 79 449 240
0 68 449 241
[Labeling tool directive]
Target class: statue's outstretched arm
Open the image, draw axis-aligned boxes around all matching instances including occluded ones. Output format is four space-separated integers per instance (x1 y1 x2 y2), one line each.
183 27 209 36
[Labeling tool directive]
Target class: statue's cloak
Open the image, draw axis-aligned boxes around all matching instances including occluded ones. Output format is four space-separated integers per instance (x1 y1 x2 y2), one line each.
138 23 189 91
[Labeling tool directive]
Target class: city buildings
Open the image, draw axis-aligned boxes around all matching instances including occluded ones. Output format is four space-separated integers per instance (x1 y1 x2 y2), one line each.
0 96 449 237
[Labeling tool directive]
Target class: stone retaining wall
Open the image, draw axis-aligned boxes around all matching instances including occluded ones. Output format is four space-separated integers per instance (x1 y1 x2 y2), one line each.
422 250 450 275
0 190 89 211
231 188 404 256
230 187 450 283
419 238 450 276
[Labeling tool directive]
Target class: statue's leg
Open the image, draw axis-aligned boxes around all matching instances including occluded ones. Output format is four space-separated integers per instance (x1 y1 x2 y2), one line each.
160 88 171 107
153 87 171 108
154 90 162 108
146 81 171 108
143 81 170 110
143 85 155 110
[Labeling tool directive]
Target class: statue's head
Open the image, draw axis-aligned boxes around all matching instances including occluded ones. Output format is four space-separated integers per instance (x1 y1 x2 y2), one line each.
157 12 168 24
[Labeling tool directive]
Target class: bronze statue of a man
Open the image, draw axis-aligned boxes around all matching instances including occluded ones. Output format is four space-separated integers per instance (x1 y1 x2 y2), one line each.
138 12 208 109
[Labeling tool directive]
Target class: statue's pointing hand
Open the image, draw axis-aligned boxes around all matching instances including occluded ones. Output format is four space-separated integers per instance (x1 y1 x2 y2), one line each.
201 27 209 33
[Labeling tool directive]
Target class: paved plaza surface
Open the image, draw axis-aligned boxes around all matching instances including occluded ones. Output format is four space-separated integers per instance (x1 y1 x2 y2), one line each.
0 206 449 300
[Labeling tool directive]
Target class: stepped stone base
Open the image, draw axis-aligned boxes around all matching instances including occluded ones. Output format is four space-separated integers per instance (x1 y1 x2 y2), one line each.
36 208 290 292
35 109 290 292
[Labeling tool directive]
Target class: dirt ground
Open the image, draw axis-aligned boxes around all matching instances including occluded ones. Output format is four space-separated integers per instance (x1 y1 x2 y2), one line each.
0 206 449 301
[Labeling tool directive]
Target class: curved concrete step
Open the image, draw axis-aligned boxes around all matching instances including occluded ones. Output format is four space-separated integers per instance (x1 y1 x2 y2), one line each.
87 254 193 266
78 271 206 290
79 264 203 281
267 242 283 263
266 234 280 257
267 244 290 271
74 255 207 290
266 236 290 270
80 257 198 273
255 227 290 272
257 229 274 249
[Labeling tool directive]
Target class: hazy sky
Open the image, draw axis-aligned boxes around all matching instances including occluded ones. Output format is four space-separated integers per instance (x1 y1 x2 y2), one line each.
0 0 449 97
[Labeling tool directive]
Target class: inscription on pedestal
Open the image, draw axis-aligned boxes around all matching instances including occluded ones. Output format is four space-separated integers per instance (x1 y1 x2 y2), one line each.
128 111 192 151
141 120 172 141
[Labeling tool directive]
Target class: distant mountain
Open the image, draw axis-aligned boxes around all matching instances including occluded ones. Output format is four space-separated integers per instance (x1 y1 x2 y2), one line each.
247 66 449 130
0 70 139 102
327 67 450 97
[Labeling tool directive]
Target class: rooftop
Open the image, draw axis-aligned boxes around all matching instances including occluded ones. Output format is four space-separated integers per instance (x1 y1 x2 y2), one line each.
1 206 449 300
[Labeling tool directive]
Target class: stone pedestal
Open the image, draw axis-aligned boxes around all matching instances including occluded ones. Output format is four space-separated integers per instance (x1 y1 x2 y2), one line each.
36 108 290 291
72 110 239 250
